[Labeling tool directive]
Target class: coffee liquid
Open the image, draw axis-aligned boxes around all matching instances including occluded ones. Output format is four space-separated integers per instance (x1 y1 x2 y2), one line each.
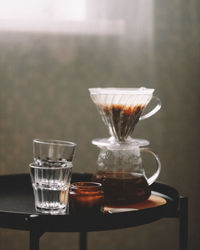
103 104 144 141
92 171 151 206
69 182 104 215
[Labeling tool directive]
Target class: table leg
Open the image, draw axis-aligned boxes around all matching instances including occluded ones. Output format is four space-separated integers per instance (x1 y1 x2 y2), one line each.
179 196 188 250
79 231 87 250
29 230 43 250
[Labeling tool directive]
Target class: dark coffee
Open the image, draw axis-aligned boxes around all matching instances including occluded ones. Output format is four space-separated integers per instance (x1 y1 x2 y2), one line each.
92 171 151 206
69 182 104 215
103 104 144 141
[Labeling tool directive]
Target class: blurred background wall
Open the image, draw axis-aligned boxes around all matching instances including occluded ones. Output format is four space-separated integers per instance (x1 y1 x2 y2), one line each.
0 0 199 249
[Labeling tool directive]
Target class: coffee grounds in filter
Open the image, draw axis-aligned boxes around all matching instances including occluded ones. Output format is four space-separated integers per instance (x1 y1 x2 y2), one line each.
103 104 144 141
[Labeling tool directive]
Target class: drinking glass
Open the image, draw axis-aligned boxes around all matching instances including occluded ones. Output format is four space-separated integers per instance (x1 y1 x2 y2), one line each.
33 139 76 166
30 139 76 214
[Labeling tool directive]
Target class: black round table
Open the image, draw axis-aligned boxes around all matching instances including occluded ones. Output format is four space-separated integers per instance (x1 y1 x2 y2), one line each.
0 173 188 250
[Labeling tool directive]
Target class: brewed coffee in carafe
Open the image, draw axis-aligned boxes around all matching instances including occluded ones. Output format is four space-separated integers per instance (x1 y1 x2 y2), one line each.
92 145 161 206
93 171 150 206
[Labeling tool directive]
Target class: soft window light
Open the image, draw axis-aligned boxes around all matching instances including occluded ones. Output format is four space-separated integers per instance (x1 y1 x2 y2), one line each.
0 0 127 35
0 0 86 21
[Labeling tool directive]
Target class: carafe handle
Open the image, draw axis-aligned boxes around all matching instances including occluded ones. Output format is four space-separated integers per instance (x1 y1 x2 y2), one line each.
140 148 161 185
139 96 161 120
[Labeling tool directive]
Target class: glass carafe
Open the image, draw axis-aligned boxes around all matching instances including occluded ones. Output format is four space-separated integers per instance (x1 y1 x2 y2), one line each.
92 143 161 206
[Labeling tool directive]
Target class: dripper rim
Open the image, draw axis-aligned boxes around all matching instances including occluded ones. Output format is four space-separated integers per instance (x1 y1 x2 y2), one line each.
89 87 154 95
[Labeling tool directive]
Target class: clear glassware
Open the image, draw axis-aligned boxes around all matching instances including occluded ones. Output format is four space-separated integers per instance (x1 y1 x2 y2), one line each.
30 139 76 214
33 139 76 166
92 144 161 206
89 87 161 146
29 162 72 215
89 87 161 206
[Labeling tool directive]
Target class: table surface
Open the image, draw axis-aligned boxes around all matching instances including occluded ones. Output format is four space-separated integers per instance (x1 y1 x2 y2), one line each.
0 173 180 232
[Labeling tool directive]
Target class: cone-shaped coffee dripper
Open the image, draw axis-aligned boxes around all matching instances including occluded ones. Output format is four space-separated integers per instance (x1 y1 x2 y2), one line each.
89 87 158 146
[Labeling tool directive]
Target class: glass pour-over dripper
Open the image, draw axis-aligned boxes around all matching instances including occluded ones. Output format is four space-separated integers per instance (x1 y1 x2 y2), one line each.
89 87 161 146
